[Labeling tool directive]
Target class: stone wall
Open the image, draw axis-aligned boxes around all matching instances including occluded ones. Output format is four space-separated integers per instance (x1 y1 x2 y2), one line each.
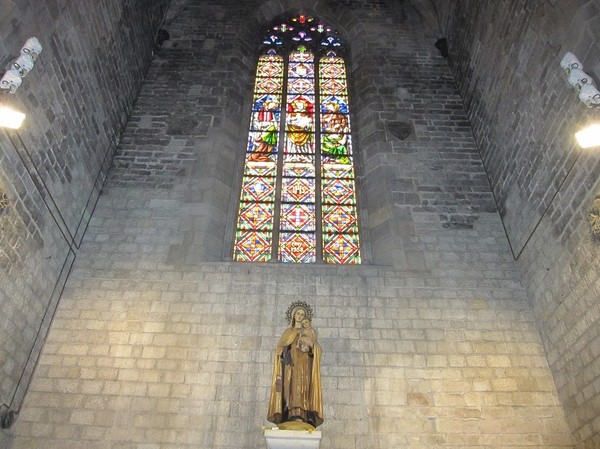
7 0 574 448
438 1 600 447
0 0 168 446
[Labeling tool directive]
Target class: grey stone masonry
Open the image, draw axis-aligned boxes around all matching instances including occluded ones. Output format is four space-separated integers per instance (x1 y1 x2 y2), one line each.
439 1 600 448
0 1 169 447
12 185 572 448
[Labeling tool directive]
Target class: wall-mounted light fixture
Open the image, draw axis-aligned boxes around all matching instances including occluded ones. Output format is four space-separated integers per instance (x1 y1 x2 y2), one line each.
0 69 22 93
0 37 42 129
0 36 42 94
20 37 42 60
560 52 582 72
560 52 600 149
12 54 34 77
560 52 600 108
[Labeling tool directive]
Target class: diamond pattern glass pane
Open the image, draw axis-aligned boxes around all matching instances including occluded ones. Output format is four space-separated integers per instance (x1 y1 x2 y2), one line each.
280 204 315 232
234 231 273 262
323 233 360 264
238 202 275 231
278 48 318 264
240 175 276 203
279 232 316 263
322 177 355 205
322 204 358 234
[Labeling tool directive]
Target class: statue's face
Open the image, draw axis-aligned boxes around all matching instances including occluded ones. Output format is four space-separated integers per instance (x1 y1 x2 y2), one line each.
294 308 306 324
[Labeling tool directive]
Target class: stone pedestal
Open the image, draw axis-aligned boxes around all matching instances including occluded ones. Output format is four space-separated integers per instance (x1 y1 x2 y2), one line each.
263 428 322 449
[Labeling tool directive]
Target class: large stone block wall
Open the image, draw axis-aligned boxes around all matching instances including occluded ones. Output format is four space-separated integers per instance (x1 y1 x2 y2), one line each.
12 234 574 449
7 0 575 448
438 1 600 447
0 1 168 446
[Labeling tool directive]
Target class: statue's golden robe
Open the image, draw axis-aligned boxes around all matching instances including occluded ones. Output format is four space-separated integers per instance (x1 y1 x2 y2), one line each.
267 327 323 428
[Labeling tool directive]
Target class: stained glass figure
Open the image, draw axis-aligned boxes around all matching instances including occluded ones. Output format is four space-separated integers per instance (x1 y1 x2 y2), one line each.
234 15 360 264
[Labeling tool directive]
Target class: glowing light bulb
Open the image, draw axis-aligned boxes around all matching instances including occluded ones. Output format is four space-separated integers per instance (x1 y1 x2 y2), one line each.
575 123 600 148
0 106 26 129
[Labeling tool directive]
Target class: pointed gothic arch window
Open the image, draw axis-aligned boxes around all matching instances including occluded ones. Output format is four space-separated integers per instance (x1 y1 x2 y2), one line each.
233 14 361 264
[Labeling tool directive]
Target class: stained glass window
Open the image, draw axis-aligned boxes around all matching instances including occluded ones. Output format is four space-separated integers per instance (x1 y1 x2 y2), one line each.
234 15 360 264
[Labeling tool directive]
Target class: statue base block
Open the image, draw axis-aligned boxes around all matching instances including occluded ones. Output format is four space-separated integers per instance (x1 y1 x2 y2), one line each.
263 428 322 449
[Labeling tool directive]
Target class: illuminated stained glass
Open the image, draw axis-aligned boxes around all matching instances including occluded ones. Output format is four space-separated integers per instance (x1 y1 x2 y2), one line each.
234 51 283 262
283 162 314 178
323 233 360 264
322 163 354 179
244 161 276 177
240 175 276 203
279 232 316 263
279 48 317 260
256 77 283 94
282 177 315 203
289 61 315 78
234 15 360 264
280 204 315 231
322 177 355 205
234 231 272 262
322 204 358 234
320 78 347 96
320 53 360 264
288 78 314 95
238 202 275 231
256 54 284 78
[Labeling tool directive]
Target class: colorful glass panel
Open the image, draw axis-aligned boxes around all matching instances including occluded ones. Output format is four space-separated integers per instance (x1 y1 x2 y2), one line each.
288 78 314 95
244 161 276 177
278 48 317 263
285 54 316 166
322 163 354 179
250 112 281 133
323 233 360 264
280 204 315 232
234 52 283 262
281 177 315 203
286 96 315 132
322 177 355 205
240 175 276 203
255 77 283 94
320 78 347 96
234 231 272 262
283 162 315 178
322 204 358 234
238 202 275 231
319 54 360 264
289 61 314 78
256 54 284 78
279 232 316 263
236 17 360 264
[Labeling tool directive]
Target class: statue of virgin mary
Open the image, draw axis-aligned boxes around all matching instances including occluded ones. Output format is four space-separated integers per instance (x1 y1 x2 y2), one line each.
267 302 323 429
